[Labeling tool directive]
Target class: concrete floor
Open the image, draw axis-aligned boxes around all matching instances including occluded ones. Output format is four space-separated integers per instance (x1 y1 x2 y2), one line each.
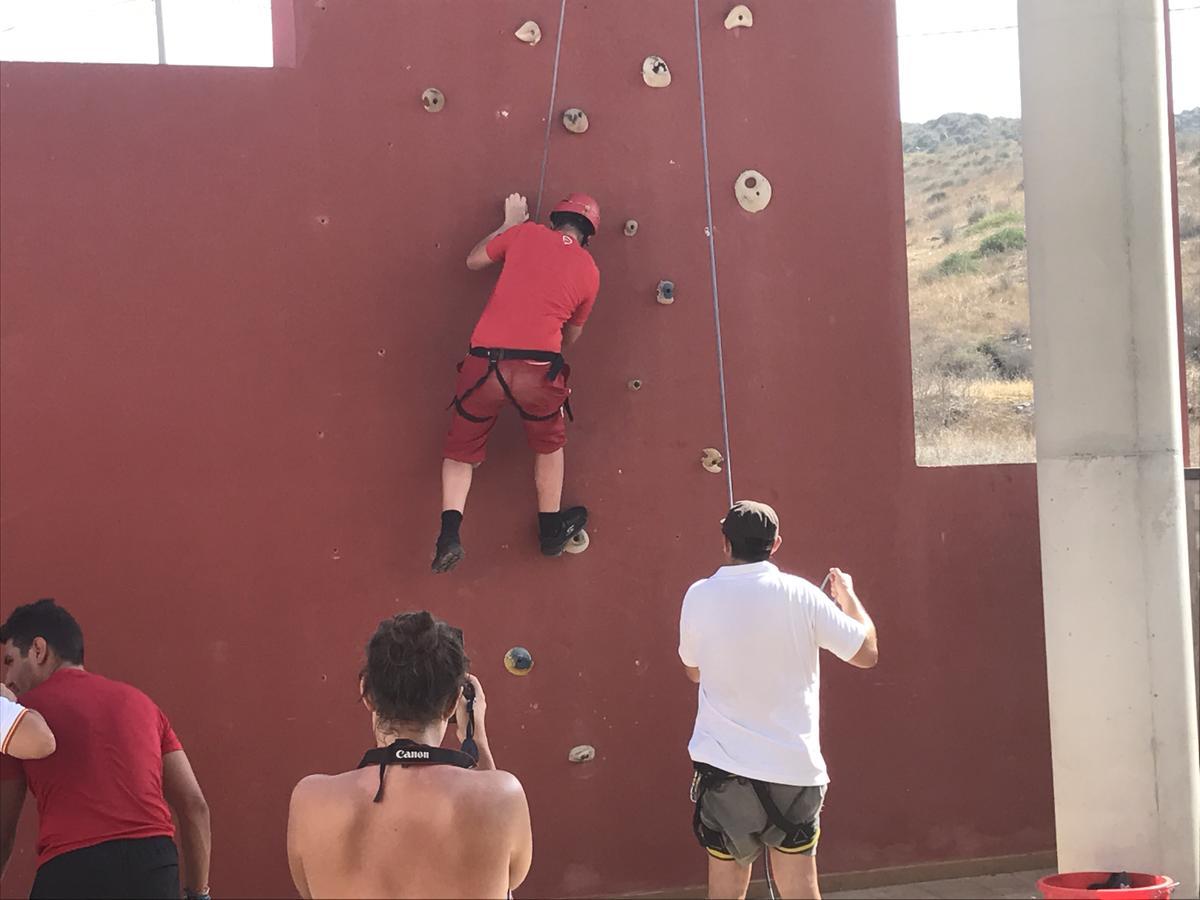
824 869 1054 900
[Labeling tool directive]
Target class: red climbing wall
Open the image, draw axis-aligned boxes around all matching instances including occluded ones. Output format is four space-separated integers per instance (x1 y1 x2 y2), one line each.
0 2 1053 896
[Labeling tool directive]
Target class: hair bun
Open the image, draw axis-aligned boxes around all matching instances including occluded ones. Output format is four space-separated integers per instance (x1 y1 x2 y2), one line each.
391 611 437 649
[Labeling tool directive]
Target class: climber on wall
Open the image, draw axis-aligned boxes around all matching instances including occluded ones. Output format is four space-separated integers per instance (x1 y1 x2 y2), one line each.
432 191 601 574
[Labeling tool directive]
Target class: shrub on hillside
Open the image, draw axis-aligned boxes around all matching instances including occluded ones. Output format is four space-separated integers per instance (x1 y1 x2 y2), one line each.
932 344 994 380
936 252 979 277
977 329 1033 380
968 205 988 225
966 209 1023 235
1179 210 1200 241
940 224 955 244
927 191 948 204
938 179 955 189
925 205 950 222
913 375 974 433
977 227 1027 256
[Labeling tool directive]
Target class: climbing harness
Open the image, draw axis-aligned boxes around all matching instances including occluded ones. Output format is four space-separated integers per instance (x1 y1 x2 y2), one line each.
450 347 573 424
358 683 479 803
689 763 820 859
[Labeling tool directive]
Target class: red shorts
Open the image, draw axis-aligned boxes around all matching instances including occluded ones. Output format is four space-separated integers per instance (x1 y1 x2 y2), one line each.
443 355 570 464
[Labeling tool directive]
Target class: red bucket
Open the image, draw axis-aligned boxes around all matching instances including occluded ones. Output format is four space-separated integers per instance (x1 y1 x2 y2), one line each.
1037 872 1179 899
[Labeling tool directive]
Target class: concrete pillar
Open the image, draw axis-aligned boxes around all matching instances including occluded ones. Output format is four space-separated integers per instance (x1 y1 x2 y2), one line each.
1018 2 1200 893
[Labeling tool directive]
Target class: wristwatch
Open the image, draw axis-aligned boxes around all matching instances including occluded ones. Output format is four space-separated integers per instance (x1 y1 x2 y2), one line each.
184 888 211 900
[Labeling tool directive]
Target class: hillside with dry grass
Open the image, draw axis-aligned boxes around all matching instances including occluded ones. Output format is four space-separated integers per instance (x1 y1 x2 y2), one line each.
904 111 1200 467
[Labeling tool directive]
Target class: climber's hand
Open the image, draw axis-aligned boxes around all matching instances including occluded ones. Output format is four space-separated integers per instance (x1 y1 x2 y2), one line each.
504 193 529 227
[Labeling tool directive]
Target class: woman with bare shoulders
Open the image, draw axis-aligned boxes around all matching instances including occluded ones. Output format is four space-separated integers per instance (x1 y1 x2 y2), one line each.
286 612 532 899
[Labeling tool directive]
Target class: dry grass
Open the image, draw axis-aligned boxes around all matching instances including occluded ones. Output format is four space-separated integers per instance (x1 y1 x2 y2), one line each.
1177 132 1200 466
906 129 1200 467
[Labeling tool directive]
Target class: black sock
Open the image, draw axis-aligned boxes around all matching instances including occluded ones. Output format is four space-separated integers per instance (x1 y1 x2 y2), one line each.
538 511 563 538
440 510 463 540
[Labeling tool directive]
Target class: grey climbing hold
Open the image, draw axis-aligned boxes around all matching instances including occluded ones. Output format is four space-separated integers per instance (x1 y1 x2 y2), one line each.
624 219 639 237
701 448 725 474
735 169 771 213
642 55 671 88
569 745 596 763
514 21 542 45
725 4 753 28
562 108 589 134
422 88 445 113
656 280 676 305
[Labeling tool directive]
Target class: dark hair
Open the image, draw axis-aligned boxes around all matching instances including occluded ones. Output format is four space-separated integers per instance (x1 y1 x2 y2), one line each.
360 611 468 727
0 598 85 664
728 538 773 564
549 210 593 246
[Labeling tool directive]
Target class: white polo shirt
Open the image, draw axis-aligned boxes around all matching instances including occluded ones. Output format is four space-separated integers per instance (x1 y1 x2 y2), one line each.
679 561 868 787
0 695 30 755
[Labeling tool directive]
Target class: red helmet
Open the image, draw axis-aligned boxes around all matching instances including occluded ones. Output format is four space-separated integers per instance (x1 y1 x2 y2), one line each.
550 193 600 234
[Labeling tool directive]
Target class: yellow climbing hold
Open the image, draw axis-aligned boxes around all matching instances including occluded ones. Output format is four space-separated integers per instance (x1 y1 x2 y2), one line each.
725 5 753 29
735 170 772 213
514 21 542 45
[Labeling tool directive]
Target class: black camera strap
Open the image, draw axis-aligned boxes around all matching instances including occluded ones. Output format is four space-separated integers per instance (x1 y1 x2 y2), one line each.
358 739 477 803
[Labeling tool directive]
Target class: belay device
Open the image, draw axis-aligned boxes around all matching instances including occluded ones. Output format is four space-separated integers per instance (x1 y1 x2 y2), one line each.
358 681 480 802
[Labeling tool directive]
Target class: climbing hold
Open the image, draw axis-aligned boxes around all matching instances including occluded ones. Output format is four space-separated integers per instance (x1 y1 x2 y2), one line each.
701 448 725 474
624 219 639 237
514 20 542 45
725 4 753 28
562 108 589 134
735 169 772 213
642 55 671 88
421 88 445 113
564 530 590 554
627 379 643 392
504 647 534 676
656 280 676 305
568 745 596 764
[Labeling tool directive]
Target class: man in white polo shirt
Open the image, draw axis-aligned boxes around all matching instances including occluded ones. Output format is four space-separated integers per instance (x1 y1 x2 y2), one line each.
0 683 55 760
679 501 879 900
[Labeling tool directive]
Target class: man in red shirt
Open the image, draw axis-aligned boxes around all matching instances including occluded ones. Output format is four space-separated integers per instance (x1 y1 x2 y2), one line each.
0 599 211 900
433 191 601 573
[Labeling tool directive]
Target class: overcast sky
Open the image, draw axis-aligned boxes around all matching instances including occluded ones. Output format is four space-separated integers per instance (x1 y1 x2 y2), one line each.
0 1 1197 123
897 0 1200 121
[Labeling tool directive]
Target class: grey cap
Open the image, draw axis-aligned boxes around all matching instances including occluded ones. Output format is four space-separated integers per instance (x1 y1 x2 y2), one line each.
721 500 780 545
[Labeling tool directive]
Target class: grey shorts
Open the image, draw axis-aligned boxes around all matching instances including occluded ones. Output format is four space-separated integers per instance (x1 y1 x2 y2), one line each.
691 764 826 865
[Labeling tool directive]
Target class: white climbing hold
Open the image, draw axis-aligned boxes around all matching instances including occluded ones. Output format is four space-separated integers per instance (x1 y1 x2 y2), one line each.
701 448 725 474
569 745 596 763
735 169 772 213
421 88 445 113
624 219 639 237
562 108 589 134
628 378 643 392
564 530 590 554
656 280 676 305
642 55 671 88
514 20 542 45
725 4 753 28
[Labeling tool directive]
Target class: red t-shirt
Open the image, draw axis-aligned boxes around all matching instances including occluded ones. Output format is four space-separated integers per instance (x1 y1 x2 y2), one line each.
0 668 182 866
470 222 601 353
